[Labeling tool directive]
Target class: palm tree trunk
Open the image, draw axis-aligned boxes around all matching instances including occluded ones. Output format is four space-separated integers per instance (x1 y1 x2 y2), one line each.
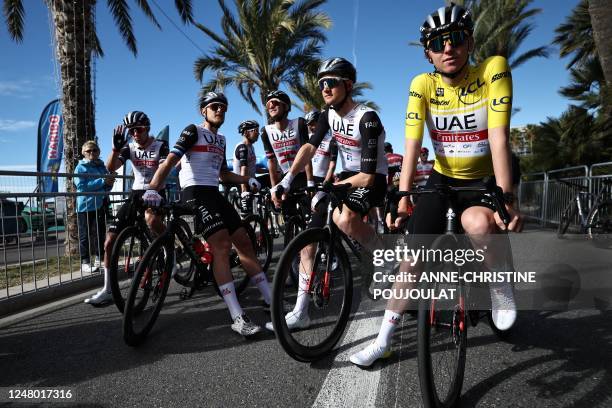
50 0 97 256
589 0 612 86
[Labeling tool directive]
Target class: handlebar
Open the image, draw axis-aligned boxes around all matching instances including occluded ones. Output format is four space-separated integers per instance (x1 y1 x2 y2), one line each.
388 184 512 227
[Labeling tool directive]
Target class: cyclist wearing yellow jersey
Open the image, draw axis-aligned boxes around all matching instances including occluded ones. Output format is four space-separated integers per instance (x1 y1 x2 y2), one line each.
350 2 522 367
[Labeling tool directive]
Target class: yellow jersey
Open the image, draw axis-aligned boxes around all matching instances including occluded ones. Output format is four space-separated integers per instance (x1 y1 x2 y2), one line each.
405 56 512 179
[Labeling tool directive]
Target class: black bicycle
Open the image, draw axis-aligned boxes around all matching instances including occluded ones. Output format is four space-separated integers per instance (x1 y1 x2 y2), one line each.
107 200 192 314
390 185 512 408
557 178 612 246
122 201 265 346
271 182 379 362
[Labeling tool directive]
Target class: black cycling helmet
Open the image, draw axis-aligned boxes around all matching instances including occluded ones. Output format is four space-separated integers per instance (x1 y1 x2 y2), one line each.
304 110 321 125
384 142 393 153
317 57 357 82
419 2 474 47
198 90 228 110
123 111 150 128
265 90 291 112
238 119 259 134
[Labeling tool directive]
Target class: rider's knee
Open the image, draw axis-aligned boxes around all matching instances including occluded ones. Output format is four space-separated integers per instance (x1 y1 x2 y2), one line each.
461 210 495 235
209 236 232 256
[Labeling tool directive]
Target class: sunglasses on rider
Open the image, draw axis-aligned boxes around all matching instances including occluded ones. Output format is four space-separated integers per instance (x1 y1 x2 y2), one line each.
207 103 227 113
318 76 346 91
427 30 468 53
127 126 147 134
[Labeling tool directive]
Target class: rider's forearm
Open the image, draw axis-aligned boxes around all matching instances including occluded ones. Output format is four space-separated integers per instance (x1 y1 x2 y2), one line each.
240 166 248 192
489 126 513 195
106 152 122 173
149 153 179 190
324 160 337 183
268 159 280 186
220 170 248 185
398 138 421 209
336 172 375 188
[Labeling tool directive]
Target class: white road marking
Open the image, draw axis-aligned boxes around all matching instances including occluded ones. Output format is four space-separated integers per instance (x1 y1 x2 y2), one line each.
312 312 383 408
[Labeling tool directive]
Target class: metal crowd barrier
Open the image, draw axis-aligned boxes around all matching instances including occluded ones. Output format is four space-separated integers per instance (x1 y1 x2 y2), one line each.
0 170 180 312
519 162 612 227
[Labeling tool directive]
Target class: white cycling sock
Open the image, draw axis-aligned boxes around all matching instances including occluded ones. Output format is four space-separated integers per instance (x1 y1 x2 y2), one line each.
218 281 243 320
293 274 310 316
375 310 402 348
251 272 272 305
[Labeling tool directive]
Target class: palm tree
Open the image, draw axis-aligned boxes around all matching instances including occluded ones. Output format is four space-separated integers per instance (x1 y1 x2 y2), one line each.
588 0 612 87
553 0 596 69
290 69 380 113
559 56 605 111
192 0 331 119
3 0 193 255
465 0 550 68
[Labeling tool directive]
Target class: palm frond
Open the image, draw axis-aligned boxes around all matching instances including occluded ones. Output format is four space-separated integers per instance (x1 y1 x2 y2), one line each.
3 0 25 42
106 0 137 55
135 0 161 29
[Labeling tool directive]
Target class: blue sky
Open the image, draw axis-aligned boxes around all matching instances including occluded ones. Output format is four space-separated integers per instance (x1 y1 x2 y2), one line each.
0 0 580 171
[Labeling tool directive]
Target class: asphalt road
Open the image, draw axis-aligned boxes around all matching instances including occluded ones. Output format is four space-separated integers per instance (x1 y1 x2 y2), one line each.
0 232 66 266
0 228 611 408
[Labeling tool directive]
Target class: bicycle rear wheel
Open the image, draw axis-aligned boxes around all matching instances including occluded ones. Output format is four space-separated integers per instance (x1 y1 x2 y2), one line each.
557 201 576 238
271 227 352 362
587 200 612 248
122 233 173 347
417 234 466 408
109 226 149 314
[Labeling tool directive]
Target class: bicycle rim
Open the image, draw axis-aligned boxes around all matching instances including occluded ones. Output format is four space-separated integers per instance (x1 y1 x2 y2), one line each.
272 228 352 362
417 235 466 408
122 234 173 347
109 226 149 314
557 202 575 237
587 201 612 248
172 218 197 286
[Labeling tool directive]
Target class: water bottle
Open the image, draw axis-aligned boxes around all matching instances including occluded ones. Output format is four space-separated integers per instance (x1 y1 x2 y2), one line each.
192 238 213 264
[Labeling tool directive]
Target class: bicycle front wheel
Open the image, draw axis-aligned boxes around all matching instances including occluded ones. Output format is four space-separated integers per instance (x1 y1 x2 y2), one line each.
109 226 149 314
283 215 305 287
587 200 612 248
271 227 352 362
122 232 173 347
417 234 466 408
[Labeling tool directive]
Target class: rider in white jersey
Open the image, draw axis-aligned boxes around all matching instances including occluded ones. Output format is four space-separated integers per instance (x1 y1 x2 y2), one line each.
266 58 388 332
84 111 167 306
414 147 434 187
307 110 338 184
143 91 273 337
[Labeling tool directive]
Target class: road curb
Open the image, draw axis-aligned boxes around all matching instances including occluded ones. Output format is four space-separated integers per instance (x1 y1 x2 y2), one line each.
0 276 104 328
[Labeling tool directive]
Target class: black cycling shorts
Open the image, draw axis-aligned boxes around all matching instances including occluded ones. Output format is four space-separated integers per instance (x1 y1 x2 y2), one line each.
407 169 497 235
108 190 166 234
182 186 242 239
340 172 387 216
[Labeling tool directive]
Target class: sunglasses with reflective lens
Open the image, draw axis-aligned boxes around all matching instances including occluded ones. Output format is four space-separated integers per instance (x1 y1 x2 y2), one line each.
84 149 99 153
318 77 345 91
427 30 468 53
208 103 227 113
127 126 147 134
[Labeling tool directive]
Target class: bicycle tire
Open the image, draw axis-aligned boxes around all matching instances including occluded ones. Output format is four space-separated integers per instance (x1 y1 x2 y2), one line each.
417 234 467 408
271 227 352 362
171 218 197 287
284 215 305 287
587 200 612 248
109 226 149 314
122 232 173 347
243 214 273 272
557 201 576 238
